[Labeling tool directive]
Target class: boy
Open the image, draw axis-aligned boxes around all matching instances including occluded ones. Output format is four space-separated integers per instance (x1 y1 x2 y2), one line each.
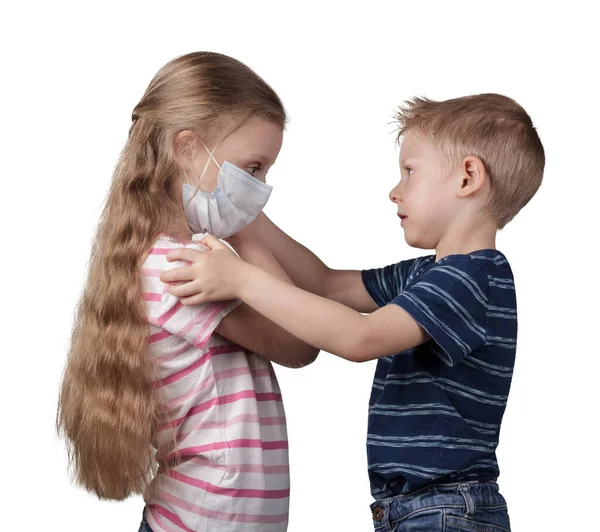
161 94 544 531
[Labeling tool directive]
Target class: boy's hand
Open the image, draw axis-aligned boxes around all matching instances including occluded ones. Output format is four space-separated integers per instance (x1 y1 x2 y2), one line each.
160 235 254 305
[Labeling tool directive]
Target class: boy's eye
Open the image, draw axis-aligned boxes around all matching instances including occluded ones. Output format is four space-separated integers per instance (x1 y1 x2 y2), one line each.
247 166 260 177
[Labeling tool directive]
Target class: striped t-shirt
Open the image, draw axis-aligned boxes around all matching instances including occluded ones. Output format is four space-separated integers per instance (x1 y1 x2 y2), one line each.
362 249 516 498
141 235 289 532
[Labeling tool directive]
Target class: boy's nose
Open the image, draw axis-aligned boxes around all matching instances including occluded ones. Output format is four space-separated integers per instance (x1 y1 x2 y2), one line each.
389 184 402 204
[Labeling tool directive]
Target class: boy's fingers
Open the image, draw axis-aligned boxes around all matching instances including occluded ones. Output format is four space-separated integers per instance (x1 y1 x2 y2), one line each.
181 293 208 306
166 248 204 263
160 266 194 283
168 281 201 298
200 234 226 251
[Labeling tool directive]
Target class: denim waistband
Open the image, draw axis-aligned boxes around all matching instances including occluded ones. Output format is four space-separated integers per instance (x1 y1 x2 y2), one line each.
370 481 506 529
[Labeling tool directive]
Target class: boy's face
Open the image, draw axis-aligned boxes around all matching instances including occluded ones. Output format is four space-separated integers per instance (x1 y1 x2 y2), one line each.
390 131 458 250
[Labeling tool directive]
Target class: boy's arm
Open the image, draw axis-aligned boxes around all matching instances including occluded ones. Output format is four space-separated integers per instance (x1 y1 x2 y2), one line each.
236 265 430 362
163 239 429 362
259 213 378 313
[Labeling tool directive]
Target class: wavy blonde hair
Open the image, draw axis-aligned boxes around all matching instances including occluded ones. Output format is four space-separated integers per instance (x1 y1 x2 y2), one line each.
57 52 286 500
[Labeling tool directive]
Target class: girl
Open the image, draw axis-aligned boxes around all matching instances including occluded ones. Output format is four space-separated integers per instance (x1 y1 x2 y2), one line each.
57 52 317 532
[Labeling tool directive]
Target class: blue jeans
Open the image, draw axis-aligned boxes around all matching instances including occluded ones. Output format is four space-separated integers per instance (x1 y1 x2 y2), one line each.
370 481 510 531
137 510 154 532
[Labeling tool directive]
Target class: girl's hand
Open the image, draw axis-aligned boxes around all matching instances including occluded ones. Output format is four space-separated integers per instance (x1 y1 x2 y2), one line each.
160 235 253 305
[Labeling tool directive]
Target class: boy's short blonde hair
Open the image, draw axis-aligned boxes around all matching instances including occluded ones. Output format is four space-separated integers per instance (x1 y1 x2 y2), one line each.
395 94 545 228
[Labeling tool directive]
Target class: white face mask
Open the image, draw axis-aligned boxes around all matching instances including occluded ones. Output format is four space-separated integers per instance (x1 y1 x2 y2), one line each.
182 143 272 238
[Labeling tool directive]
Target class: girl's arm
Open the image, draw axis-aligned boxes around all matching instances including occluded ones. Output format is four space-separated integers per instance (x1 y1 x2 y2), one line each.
219 239 320 368
197 237 319 368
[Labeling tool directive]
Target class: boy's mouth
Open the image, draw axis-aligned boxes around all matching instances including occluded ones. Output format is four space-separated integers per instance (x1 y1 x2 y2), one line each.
398 213 408 221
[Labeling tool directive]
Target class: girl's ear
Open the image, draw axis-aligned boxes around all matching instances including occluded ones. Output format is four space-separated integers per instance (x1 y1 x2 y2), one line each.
457 155 487 198
174 130 198 168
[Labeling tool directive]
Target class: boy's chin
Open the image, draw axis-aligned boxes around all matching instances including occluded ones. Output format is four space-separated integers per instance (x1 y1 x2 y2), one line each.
403 232 434 252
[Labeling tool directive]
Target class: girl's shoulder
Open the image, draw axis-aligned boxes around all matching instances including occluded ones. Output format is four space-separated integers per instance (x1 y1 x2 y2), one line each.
149 233 209 255
142 234 205 276
155 232 238 254
154 232 207 249
143 233 238 275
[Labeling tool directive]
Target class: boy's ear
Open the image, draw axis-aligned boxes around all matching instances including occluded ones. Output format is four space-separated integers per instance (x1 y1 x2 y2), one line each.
457 155 487 197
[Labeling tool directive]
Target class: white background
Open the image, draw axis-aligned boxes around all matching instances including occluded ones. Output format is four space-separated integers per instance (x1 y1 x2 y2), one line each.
1 1 598 530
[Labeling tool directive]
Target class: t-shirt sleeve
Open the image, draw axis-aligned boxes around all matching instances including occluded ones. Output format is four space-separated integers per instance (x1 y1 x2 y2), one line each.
392 257 489 366
148 238 241 349
362 257 426 307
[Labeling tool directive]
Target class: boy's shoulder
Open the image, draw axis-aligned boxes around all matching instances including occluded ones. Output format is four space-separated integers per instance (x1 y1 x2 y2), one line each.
380 253 436 280
363 251 509 308
417 249 511 280
400 250 514 366
410 250 514 303
414 251 515 322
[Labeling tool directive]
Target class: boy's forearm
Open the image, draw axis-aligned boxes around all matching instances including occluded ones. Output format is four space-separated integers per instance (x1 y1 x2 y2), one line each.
260 214 331 296
234 237 292 285
238 263 371 361
259 214 378 313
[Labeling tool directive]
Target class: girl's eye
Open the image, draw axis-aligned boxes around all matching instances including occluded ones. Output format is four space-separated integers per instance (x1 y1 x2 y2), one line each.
247 166 260 176
405 167 413 176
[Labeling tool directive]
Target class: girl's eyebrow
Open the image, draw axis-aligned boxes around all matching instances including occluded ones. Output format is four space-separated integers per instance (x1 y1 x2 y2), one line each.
400 157 417 166
248 154 273 165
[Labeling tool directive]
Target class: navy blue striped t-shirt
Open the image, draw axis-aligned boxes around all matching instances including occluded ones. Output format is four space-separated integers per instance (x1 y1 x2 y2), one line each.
362 249 516 498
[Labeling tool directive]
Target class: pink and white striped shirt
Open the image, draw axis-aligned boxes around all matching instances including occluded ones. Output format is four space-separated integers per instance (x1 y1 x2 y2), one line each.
141 235 289 532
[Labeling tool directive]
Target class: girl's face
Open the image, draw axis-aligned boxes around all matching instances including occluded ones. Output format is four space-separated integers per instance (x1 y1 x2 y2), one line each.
188 117 283 192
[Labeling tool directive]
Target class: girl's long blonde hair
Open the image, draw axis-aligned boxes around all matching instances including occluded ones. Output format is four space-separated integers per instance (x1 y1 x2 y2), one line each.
57 52 286 500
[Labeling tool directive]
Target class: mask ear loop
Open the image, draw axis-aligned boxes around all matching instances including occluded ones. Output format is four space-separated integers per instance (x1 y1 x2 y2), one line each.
194 140 224 236
199 140 222 189
182 168 200 225
183 139 223 208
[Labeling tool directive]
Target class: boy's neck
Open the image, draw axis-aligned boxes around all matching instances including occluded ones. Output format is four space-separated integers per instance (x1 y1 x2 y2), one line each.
435 219 498 262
